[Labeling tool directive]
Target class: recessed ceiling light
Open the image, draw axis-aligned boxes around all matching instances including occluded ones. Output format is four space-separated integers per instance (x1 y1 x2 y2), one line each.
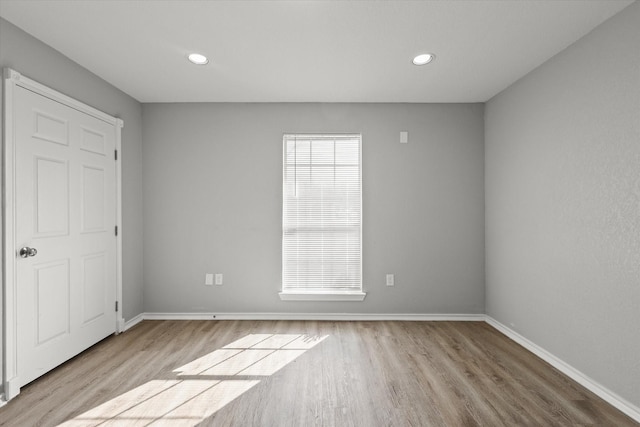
188 53 209 65
412 53 435 66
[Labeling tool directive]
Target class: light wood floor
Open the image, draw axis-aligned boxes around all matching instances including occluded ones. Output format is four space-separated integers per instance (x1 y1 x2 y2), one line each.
0 320 636 426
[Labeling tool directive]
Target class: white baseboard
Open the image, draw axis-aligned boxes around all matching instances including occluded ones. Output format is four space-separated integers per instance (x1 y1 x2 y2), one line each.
141 312 486 321
122 313 145 332
484 316 640 423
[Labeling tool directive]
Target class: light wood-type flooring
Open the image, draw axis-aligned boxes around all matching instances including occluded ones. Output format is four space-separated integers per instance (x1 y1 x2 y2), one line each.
0 320 636 426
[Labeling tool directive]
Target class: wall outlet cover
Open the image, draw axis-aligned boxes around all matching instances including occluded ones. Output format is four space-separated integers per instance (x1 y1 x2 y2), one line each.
205 273 214 286
386 274 395 286
400 131 408 143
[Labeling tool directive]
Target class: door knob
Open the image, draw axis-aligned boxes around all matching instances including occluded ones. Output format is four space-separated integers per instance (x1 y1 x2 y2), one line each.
19 247 38 258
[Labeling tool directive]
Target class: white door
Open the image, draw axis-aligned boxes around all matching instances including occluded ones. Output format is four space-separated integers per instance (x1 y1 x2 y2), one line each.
14 85 117 387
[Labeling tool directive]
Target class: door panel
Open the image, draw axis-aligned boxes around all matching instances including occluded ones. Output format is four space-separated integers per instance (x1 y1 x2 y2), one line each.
80 127 106 155
81 165 106 232
35 260 70 345
15 85 117 387
35 156 69 236
82 253 107 324
33 110 69 146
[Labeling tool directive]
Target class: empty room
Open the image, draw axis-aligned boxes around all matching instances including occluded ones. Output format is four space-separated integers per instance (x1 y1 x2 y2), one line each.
1 0 638 425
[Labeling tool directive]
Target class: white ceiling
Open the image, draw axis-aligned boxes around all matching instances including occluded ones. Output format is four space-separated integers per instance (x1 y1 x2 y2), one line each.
0 0 634 103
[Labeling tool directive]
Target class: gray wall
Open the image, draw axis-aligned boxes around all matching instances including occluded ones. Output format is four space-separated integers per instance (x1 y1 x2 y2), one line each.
142 103 485 314
0 19 145 350
485 1 640 408
4 0 637 411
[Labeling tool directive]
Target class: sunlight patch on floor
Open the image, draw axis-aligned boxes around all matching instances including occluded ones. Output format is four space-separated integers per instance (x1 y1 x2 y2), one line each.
147 380 260 426
57 333 328 426
172 349 241 376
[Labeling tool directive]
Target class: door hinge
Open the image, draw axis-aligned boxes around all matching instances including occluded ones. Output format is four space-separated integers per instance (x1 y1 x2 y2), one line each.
115 149 118 160
115 301 119 312
115 225 118 236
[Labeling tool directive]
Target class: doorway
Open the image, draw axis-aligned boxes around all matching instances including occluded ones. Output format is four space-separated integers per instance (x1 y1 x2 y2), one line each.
2 68 123 400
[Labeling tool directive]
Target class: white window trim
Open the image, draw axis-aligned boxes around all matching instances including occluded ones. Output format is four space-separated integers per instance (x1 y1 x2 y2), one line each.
281 133 365 301
279 291 366 301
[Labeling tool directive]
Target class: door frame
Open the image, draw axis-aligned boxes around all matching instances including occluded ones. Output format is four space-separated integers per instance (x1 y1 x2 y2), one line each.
2 68 123 401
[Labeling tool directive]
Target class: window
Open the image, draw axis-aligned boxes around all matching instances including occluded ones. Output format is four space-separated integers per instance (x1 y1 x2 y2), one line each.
281 134 365 301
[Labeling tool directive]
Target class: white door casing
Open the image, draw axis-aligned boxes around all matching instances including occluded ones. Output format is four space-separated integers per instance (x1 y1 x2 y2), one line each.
2 68 123 401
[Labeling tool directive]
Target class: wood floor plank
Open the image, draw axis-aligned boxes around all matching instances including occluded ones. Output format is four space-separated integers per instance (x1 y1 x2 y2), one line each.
0 320 636 426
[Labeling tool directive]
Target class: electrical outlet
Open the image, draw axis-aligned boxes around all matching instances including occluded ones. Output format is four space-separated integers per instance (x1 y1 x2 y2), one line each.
205 273 214 286
400 131 408 143
215 273 223 285
386 274 394 286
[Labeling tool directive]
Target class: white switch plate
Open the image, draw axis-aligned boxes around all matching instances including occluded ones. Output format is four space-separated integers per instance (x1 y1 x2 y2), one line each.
205 273 214 286
400 131 408 144
215 273 223 285
386 274 395 286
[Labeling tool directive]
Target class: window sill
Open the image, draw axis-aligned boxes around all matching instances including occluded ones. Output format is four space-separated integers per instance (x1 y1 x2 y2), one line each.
279 291 367 302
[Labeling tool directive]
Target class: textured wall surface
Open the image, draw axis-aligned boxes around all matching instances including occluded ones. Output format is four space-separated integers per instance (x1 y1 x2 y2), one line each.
142 103 485 314
485 2 640 407
0 19 145 324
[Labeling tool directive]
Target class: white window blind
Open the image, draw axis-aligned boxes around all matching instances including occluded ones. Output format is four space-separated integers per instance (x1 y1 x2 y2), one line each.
282 134 362 295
